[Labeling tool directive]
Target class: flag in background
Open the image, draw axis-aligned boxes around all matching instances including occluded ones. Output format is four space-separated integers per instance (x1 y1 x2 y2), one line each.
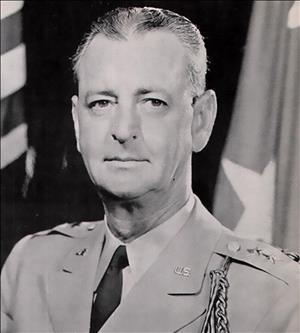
214 1 299 251
1 0 27 169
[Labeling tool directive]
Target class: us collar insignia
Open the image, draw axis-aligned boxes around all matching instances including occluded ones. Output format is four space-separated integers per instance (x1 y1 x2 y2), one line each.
174 266 191 277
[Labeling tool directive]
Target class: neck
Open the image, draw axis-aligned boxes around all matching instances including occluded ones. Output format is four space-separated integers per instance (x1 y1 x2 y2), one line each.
100 183 192 243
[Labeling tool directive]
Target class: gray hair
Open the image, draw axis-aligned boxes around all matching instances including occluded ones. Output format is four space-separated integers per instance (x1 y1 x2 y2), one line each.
72 7 207 95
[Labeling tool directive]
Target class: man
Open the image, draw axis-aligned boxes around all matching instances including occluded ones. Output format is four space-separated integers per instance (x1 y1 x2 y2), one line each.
1 7 299 333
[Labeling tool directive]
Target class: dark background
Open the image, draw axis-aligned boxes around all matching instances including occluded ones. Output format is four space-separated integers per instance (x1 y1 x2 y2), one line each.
1 0 253 266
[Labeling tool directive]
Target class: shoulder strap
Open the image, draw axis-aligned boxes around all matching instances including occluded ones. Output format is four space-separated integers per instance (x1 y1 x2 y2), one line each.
214 231 299 285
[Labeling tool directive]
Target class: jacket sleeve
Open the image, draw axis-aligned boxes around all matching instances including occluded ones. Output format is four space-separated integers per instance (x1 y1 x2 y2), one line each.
1 235 32 333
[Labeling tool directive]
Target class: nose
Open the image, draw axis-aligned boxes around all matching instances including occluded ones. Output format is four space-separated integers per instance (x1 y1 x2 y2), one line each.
111 106 139 144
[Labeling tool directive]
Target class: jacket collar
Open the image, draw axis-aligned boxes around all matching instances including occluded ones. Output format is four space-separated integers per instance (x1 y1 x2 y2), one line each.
101 196 223 332
46 196 223 332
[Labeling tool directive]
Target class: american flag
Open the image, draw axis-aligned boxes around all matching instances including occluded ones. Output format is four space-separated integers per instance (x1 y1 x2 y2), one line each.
1 1 27 169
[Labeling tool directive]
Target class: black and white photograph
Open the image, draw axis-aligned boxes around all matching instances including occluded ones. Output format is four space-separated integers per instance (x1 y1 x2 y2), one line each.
1 1 299 332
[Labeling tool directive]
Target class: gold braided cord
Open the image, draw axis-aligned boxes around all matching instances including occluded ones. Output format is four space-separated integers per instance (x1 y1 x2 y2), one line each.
201 272 219 333
200 256 231 333
215 272 229 332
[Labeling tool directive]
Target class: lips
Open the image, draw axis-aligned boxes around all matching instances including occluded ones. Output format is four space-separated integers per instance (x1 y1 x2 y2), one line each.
104 157 149 162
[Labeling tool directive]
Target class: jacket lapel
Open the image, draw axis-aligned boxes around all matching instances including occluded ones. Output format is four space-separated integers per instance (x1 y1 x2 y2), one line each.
46 224 106 332
101 198 223 332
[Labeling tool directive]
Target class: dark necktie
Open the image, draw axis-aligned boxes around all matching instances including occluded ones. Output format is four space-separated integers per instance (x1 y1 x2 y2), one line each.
90 245 129 333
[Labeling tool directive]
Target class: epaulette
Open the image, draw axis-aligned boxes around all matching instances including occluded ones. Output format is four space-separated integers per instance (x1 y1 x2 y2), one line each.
31 221 102 238
214 231 299 286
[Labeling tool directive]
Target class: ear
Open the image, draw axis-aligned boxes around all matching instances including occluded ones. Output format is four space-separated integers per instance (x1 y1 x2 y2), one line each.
71 95 81 153
191 90 217 153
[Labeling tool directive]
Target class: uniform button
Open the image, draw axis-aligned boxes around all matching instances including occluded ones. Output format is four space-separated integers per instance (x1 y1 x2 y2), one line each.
87 224 95 231
227 241 241 252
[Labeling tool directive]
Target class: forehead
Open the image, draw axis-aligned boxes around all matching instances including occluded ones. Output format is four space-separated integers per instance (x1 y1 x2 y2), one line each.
77 31 189 91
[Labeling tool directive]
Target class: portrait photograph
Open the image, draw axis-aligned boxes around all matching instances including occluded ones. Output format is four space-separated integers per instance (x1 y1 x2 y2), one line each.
1 1 299 332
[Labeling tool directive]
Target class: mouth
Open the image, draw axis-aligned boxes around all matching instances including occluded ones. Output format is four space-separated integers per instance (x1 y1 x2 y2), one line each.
104 157 149 168
104 157 149 162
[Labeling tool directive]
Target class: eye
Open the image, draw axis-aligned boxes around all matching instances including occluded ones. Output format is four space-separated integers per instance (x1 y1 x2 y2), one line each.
89 100 111 108
88 100 114 115
147 98 167 107
141 98 168 113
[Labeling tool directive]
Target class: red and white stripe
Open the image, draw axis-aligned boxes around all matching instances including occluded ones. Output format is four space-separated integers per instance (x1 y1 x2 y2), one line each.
1 0 27 169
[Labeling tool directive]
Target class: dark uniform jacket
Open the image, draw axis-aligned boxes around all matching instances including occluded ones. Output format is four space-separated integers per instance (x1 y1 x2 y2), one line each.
1 197 299 332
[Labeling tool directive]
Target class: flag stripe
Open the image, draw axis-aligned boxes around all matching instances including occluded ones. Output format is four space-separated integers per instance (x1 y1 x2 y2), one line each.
1 123 27 169
1 43 26 99
1 10 23 55
0 1 27 169
1 90 25 137
0 1 23 20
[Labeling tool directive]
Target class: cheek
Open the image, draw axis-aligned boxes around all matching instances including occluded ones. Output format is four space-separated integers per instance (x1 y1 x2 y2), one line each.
142 113 192 165
78 116 107 157
168 114 193 164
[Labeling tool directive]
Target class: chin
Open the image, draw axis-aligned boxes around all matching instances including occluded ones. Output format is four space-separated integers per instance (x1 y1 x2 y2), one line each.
102 188 149 201
97 180 153 201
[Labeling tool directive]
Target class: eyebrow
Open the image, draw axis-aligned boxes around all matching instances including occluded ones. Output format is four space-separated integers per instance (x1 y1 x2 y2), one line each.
134 87 170 97
85 87 170 99
86 90 117 98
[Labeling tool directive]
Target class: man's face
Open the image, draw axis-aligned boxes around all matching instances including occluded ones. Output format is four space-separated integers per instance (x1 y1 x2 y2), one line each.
72 31 196 200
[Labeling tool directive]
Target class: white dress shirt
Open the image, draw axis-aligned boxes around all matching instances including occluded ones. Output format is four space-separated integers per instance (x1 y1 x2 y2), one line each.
99 194 195 301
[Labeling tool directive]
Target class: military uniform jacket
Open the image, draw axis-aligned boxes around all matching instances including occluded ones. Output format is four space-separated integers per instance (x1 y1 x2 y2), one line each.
1 197 299 332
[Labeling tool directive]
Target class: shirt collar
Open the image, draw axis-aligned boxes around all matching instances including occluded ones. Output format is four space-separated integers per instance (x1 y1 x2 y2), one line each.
104 194 195 283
